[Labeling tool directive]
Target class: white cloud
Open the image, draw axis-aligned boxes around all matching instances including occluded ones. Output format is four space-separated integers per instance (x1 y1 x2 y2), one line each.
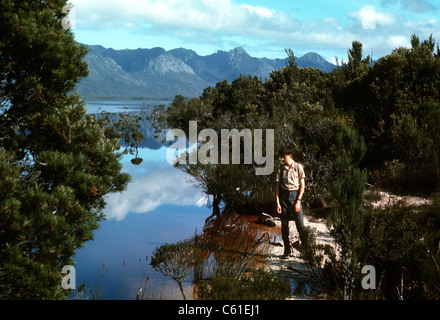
73 0 275 34
348 5 395 30
71 0 440 62
104 160 206 221
240 4 275 18
404 18 440 37
389 35 410 48
402 0 436 12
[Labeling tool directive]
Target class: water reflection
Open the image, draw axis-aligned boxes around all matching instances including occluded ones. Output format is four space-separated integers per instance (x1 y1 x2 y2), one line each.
104 147 207 221
85 99 170 114
71 100 211 299
72 147 211 299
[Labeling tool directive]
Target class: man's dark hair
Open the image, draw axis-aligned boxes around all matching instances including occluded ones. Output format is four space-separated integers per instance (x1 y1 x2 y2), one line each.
278 146 294 157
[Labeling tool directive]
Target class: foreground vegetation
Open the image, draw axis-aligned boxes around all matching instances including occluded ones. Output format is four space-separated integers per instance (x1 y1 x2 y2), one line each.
0 1 134 299
150 214 291 300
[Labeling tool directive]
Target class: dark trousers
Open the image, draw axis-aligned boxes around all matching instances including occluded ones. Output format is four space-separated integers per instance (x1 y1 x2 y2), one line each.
278 188 306 254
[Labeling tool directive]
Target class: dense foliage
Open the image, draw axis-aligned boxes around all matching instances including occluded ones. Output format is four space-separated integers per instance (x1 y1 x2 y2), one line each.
335 36 440 193
0 0 130 299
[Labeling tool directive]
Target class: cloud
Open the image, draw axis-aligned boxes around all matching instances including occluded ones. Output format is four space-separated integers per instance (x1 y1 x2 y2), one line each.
348 5 395 30
402 0 435 11
382 0 437 12
389 35 410 48
103 160 207 221
342 4 440 59
239 4 275 18
73 0 287 36
71 0 440 63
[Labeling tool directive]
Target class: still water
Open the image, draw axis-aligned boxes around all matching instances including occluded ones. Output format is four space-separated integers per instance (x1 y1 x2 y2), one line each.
85 99 172 114
71 100 212 300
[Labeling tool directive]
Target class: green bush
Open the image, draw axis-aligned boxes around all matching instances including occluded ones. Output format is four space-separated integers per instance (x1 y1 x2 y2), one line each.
357 201 440 299
150 241 195 300
196 268 291 300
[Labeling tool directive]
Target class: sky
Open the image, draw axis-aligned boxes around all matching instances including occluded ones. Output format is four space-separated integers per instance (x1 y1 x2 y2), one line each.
68 0 439 64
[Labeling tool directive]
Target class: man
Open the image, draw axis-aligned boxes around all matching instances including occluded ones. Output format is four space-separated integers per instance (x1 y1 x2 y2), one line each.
275 146 306 258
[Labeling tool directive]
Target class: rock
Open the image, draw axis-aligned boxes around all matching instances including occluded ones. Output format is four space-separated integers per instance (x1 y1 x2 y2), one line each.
257 216 276 227
257 212 276 227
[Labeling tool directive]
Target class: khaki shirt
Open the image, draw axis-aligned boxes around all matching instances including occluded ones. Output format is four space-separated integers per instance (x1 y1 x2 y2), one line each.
275 162 305 191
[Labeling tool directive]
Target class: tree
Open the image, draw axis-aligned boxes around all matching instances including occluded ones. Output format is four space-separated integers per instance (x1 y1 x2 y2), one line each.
346 41 372 80
0 1 130 299
152 75 275 215
266 54 342 207
359 203 426 299
332 35 440 192
95 108 147 165
327 124 367 300
150 241 194 300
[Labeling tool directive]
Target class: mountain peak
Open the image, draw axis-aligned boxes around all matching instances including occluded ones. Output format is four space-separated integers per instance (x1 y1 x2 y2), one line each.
169 47 198 57
297 52 335 72
77 44 336 99
146 53 195 76
301 52 325 62
231 47 247 55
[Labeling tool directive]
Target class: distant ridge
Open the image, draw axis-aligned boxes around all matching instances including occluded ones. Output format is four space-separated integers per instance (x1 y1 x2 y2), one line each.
76 45 336 99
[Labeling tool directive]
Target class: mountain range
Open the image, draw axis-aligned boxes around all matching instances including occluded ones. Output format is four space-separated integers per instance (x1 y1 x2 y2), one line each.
76 45 336 99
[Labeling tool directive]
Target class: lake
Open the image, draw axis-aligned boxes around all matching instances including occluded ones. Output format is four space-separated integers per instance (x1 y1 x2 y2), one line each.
84 99 172 114
71 100 212 300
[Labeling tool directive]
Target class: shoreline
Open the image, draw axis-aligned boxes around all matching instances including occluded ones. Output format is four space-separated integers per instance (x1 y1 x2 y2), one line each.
265 214 334 300
240 212 335 300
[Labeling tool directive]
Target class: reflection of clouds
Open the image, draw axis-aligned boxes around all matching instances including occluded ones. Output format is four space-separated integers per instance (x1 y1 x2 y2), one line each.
104 148 207 221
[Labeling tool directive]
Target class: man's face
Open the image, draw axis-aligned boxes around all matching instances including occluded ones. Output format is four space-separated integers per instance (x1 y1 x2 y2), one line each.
280 154 293 164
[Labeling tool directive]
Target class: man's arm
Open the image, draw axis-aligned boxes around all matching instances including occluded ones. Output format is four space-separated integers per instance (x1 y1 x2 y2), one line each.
295 178 305 213
298 178 305 200
276 180 282 213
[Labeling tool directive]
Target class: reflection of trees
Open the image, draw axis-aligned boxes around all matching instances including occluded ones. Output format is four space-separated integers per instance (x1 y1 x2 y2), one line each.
130 130 144 165
94 107 166 165
192 213 292 300
149 212 292 300
193 213 268 285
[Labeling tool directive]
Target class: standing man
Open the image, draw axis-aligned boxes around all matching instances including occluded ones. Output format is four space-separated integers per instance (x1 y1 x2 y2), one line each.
275 146 306 258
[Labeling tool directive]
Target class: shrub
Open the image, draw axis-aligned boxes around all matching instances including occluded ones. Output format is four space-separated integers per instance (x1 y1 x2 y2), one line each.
196 268 291 300
358 202 431 299
150 241 194 300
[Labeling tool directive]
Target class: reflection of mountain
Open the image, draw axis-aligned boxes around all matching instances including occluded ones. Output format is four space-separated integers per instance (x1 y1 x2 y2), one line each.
77 45 336 99
137 117 165 150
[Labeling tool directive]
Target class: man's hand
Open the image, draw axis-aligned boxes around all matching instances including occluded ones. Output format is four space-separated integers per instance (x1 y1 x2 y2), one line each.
295 201 301 213
277 203 282 214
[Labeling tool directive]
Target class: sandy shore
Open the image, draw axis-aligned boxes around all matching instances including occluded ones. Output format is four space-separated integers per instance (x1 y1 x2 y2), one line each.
260 214 334 299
